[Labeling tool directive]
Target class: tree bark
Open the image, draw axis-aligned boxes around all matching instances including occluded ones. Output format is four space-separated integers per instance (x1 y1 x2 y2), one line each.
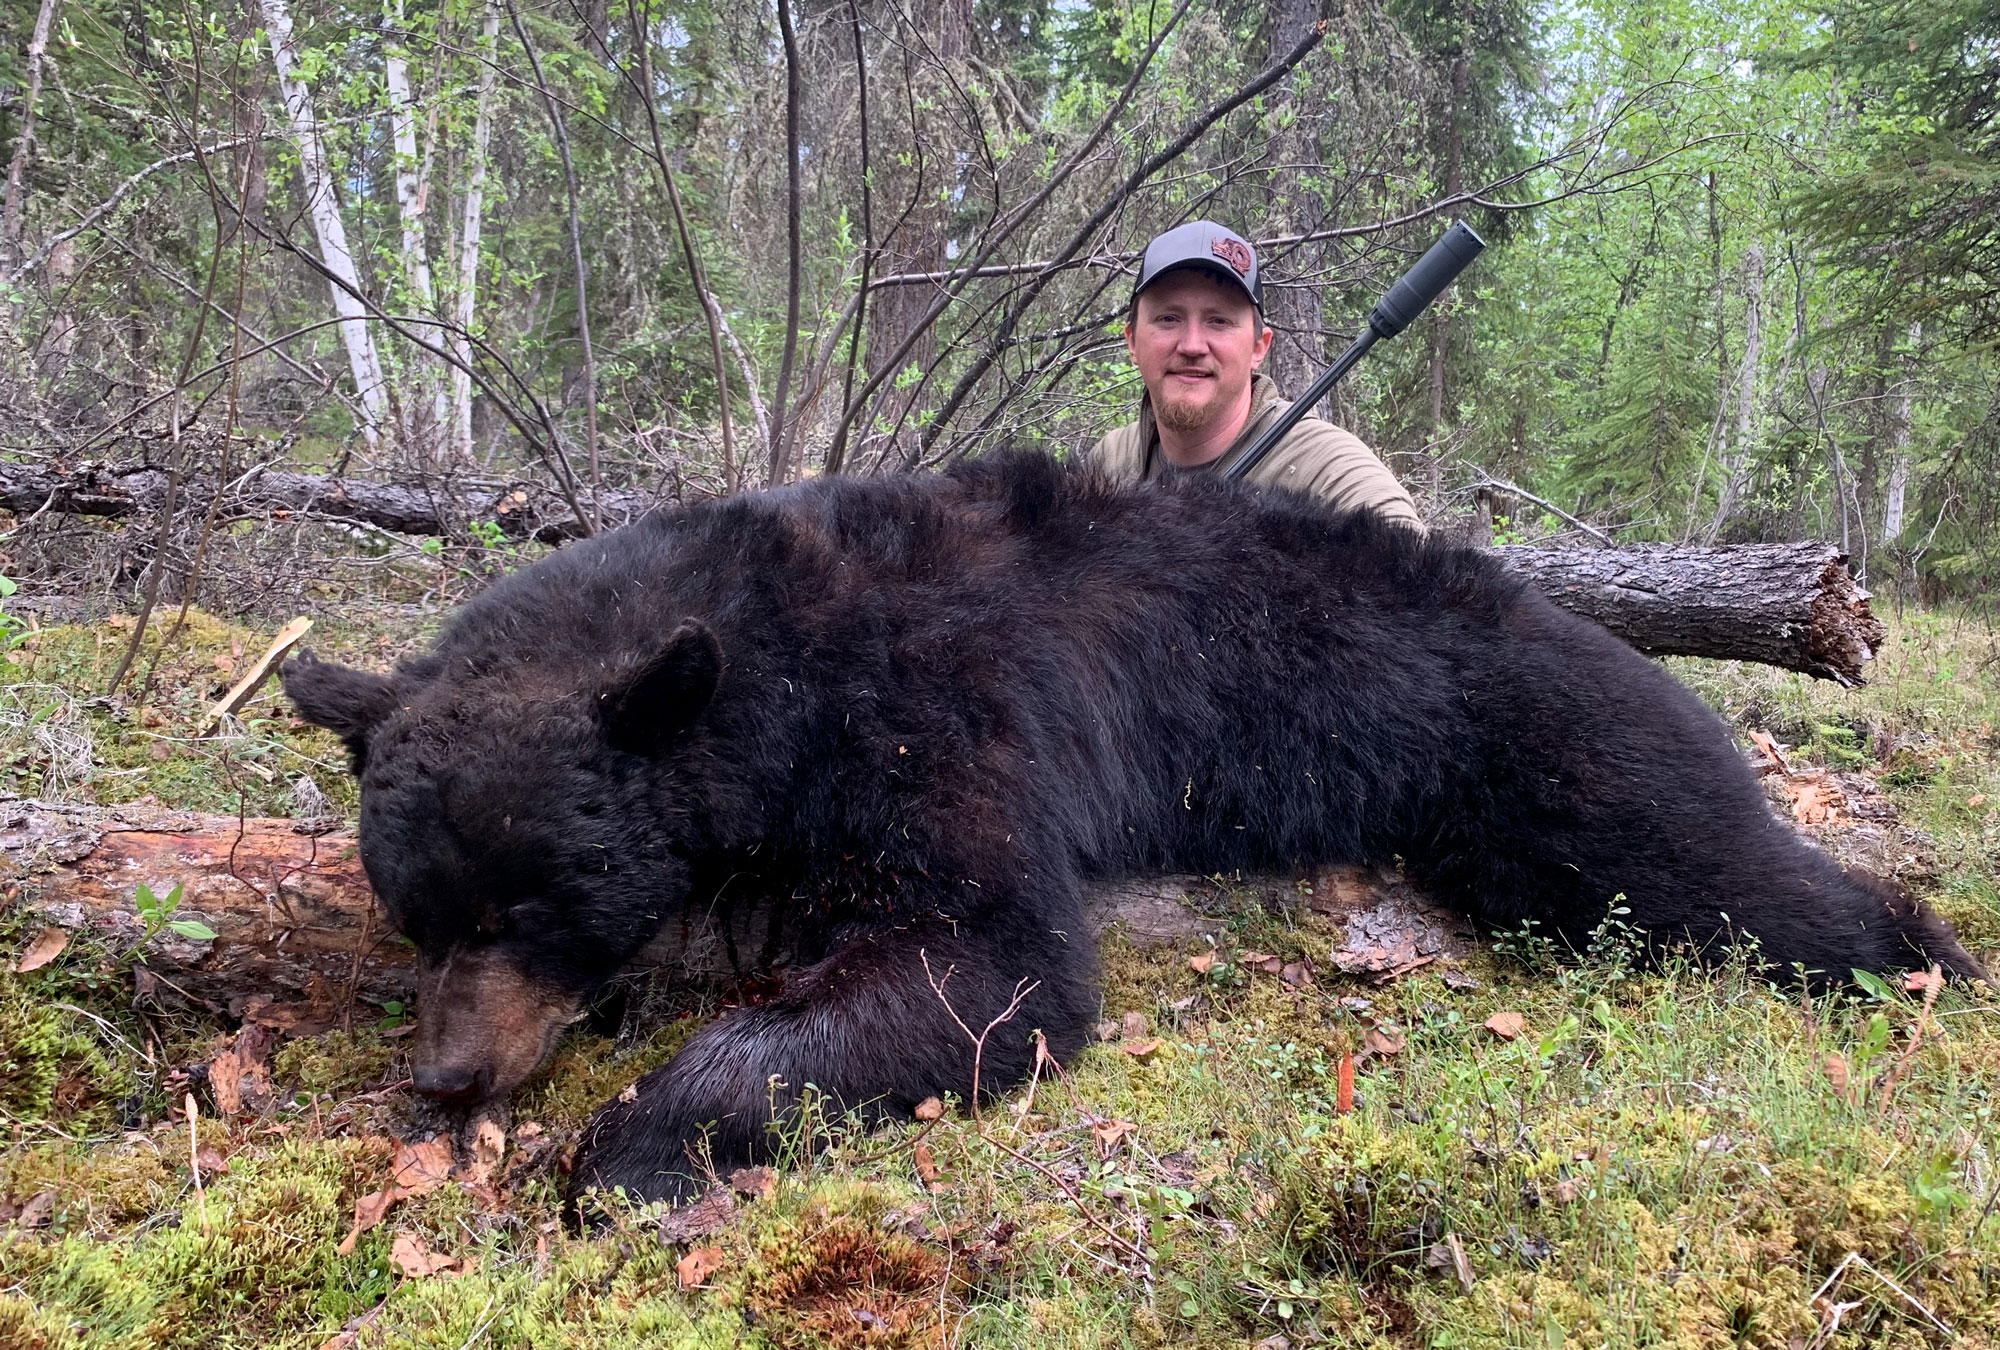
1495 539 1882 685
257 0 391 449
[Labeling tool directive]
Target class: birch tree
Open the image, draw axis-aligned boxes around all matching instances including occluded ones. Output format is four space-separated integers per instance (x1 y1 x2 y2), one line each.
447 0 500 464
257 0 390 448
383 1 447 441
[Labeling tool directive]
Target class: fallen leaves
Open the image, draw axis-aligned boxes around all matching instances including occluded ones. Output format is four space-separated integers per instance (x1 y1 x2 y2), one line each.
389 1232 477 1279
336 1136 458 1255
1335 1053 1355 1114
914 1142 946 1192
1483 1012 1527 1041
677 1245 725 1289
1 1189 55 1231
1187 950 1216 974
11 925 67 973
913 1097 944 1123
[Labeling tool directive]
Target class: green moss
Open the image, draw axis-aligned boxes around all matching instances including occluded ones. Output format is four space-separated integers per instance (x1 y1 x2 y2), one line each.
0 978 119 1126
271 1031 396 1101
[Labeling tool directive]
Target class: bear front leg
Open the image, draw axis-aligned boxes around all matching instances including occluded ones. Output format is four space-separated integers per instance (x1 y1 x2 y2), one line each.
565 915 1097 1213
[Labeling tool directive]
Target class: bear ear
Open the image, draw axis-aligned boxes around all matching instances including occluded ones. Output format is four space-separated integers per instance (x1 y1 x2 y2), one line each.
281 651 401 742
597 620 724 756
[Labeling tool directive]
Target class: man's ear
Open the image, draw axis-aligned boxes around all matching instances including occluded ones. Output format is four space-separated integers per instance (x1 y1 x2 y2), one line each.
282 651 400 742
1249 315 1273 369
597 620 724 756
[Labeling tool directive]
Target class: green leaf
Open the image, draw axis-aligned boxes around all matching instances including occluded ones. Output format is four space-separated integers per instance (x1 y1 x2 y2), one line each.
169 919 219 941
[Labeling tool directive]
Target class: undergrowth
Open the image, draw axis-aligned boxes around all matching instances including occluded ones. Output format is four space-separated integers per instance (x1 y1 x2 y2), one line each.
0 607 1996 1348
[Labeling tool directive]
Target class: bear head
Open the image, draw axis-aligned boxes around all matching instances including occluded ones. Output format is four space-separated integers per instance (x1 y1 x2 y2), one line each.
282 620 724 1109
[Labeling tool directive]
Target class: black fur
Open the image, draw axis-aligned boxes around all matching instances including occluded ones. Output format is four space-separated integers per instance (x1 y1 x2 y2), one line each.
283 451 1983 1211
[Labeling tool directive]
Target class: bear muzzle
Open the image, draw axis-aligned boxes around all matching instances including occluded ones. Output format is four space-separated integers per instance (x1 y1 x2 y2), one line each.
410 947 580 1107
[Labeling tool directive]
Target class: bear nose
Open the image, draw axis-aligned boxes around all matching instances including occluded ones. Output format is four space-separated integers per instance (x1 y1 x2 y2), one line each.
412 1064 483 1102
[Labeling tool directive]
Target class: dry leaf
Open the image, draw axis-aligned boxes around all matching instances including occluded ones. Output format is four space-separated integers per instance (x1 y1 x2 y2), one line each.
1967 793 1987 809
677 1245 725 1289
728 1166 777 1200
1551 1178 1580 1204
1364 1025 1406 1057
208 1024 277 1118
618 1082 640 1104
1120 1038 1162 1058
1280 960 1313 987
657 1188 736 1244
1822 1052 1851 1102
1443 1232 1475 1293
1483 1012 1527 1041
194 1146 230 1177
12 926 67 973
914 1142 945 1192
7 1190 55 1230
391 1137 453 1195
390 1232 443 1277
1335 1052 1355 1115
462 1119 507 1187
1904 970 1941 994
337 1187 399 1255
1187 951 1215 974
1119 1010 1149 1040
1090 1117 1137 1157
913 1097 944 1122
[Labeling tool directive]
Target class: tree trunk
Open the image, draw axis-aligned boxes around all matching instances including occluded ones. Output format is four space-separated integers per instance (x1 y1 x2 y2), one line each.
257 0 391 449
383 10 448 447
450 1 501 467
0 0 60 277
1496 539 1881 685
1706 242 1764 542
1881 321 1918 542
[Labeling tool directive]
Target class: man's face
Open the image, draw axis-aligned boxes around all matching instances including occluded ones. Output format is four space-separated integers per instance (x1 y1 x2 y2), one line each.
1126 268 1273 437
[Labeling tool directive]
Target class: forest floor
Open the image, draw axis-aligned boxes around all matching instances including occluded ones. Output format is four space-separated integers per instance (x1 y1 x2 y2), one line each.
1 600 1998 1349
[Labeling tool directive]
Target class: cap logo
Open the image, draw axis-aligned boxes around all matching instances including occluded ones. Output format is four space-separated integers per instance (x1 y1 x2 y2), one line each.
1211 238 1253 276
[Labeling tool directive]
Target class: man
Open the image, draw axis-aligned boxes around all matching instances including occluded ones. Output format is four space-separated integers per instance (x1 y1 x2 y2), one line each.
1089 221 1423 531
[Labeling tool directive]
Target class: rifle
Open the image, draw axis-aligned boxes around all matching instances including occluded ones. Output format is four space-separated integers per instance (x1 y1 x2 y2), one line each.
1224 221 1487 483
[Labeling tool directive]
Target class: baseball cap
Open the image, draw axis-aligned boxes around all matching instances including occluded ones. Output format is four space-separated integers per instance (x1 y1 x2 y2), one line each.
1133 221 1262 310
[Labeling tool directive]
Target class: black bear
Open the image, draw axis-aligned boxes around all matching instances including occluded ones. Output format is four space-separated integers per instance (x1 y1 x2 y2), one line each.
282 452 1982 1210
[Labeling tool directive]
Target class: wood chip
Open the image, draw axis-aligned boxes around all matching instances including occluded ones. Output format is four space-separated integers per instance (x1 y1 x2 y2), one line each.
728 1166 777 1199
657 1188 736 1244
462 1119 507 1187
208 616 313 725
1483 1012 1527 1041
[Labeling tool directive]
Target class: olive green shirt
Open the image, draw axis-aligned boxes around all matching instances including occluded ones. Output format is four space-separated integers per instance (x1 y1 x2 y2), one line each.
1088 373 1425 532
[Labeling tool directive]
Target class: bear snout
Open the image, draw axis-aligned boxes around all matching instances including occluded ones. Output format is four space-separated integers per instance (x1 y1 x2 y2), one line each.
411 1063 488 1103
411 947 580 1106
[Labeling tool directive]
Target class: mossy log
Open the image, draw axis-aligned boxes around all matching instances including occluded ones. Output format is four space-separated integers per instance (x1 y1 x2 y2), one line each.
1 797 1467 1023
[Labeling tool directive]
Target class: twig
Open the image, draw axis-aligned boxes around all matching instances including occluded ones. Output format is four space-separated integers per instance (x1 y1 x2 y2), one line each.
1470 473 1616 547
1807 1251 1954 1343
919 949 1038 1124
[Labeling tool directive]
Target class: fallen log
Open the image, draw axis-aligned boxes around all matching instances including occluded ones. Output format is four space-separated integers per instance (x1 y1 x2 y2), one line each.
0 460 1879 682
0 798 1476 1027
5 763 1947 1021
1494 541 1882 686
0 460 664 544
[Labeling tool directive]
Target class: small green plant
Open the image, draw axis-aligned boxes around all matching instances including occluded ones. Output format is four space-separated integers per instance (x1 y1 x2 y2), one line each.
0 577 28 652
132 881 218 944
376 999 409 1031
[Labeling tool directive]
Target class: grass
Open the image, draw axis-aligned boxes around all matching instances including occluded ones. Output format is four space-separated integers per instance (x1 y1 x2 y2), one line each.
2 606 1998 1348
